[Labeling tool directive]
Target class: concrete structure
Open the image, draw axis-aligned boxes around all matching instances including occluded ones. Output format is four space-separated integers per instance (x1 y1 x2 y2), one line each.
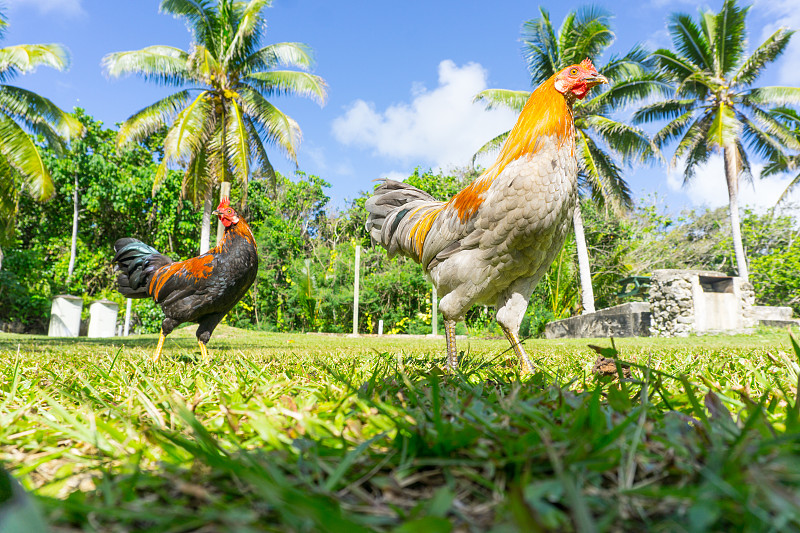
648 270 756 337
544 302 651 339
751 305 800 328
48 295 83 337
87 300 119 338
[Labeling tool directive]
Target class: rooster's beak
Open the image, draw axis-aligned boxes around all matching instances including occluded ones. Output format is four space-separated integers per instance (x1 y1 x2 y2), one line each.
585 73 609 86
212 209 221 216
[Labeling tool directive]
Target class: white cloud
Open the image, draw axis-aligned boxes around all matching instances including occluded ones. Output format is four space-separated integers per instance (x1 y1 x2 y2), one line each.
665 154 800 212
6 0 85 17
331 60 517 170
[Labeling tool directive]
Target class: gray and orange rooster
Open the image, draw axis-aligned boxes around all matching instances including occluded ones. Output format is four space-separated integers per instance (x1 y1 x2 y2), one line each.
366 59 607 373
113 197 258 362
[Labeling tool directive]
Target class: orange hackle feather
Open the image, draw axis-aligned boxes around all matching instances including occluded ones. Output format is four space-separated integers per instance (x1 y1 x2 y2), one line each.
408 70 576 255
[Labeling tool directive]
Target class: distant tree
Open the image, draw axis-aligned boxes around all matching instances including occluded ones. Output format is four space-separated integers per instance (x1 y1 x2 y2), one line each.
633 0 800 282
0 12 83 268
103 0 327 253
473 6 661 313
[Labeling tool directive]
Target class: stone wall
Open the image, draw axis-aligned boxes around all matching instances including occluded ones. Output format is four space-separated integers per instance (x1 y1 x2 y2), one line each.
648 269 756 337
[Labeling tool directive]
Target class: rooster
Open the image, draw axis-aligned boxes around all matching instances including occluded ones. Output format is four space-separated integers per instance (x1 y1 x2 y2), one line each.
113 197 258 362
366 59 607 373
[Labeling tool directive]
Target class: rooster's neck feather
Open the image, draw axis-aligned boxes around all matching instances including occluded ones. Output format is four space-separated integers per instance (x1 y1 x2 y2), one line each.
449 76 575 222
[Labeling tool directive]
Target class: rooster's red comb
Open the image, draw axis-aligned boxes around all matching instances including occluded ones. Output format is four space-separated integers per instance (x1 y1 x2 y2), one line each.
580 58 596 71
217 196 230 210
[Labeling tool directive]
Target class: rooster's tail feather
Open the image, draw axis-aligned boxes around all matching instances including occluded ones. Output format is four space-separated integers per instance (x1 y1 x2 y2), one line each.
113 238 172 299
365 179 443 261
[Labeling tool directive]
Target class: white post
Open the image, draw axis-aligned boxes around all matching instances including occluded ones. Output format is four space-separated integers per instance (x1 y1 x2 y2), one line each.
352 244 361 335
432 285 438 335
216 181 232 245
123 298 132 336
378 319 383 335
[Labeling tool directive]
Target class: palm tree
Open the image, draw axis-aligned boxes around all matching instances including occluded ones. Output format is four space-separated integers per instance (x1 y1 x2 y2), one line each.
474 6 661 313
0 13 84 269
762 107 800 205
633 0 800 282
103 0 327 253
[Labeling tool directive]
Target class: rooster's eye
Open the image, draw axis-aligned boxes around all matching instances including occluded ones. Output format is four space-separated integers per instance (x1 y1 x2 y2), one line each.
569 68 578 76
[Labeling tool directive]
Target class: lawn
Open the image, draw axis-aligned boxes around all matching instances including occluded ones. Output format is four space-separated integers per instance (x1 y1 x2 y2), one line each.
1 326 800 532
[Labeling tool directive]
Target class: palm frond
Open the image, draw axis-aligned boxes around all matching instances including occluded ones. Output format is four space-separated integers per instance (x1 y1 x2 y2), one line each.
733 28 793 88
709 0 749 77
581 115 656 164
775 170 800 205
576 131 632 213
224 99 250 185
741 103 800 151
0 85 83 142
159 0 218 53
746 86 800 106
472 89 529 112
118 90 192 149
707 103 739 149
243 115 275 190
632 98 695 125
238 86 301 162
182 144 216 206
224 0 270 61
102 46 191 86
563 5 613 66
471 130 509 168
652 111 695 149
0 113 52 200
593 73 673 111
188 44 221 84
244 70 327 105
0 43 70 83
521 7 560 86
737 111 793 162
162 91 215 168
243 42 316 73
675 115 713 181
668 13 713 71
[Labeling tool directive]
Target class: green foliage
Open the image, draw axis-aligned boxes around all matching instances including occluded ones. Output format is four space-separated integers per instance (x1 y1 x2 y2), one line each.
1 110 201 331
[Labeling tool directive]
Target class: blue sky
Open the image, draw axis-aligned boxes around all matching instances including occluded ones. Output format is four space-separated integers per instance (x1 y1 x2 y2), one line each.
4 0 800 213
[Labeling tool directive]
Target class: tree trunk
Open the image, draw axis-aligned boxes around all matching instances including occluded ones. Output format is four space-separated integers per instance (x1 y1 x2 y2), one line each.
0 246 3 272
723 145 749 282
216 181 231 245
573 205 596 314
67 174 79 281
200 188 213 254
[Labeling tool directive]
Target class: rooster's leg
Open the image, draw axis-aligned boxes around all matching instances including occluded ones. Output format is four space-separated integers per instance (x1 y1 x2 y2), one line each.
152 331 166 363
500 325 534 375
198 341 209 362
444 319 458 371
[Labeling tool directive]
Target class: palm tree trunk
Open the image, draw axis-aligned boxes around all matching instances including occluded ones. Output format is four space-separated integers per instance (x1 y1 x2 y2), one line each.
67 174 79 281
200 188 213 254
723 145 749 282
573 206 596 314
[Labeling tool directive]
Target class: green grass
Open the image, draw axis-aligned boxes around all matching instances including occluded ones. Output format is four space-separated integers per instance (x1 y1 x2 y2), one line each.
2 326 800 532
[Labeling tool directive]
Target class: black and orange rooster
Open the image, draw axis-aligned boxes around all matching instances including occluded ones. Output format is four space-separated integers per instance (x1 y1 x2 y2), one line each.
113 197 258 361
366 59 607 374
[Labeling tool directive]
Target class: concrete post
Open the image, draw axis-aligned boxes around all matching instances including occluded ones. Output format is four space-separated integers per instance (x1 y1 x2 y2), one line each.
352 244 360 335
123 298 132 336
